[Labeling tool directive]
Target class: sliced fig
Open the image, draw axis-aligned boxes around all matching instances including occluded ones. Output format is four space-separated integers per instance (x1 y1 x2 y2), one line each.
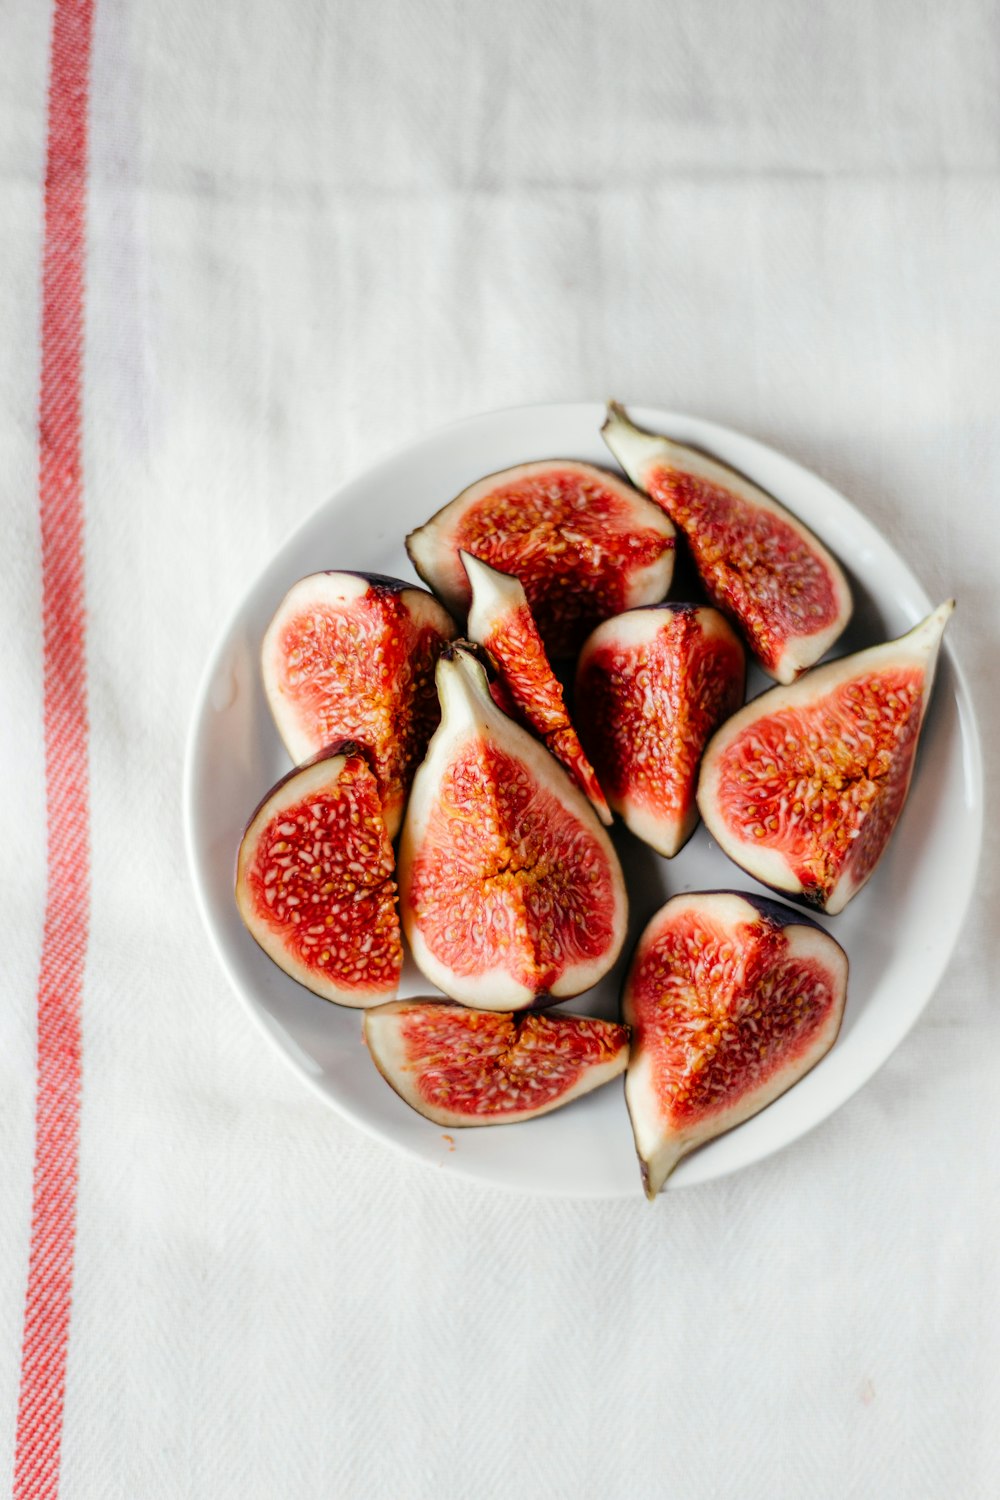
398 644 628 1010
575 605 746 857
462 550 612 825
261 572 456 839
406 460 675 657
624 891 848 1197
601 403 852 683
235 745 403 1007
698 603 954 914
364 999 629 1126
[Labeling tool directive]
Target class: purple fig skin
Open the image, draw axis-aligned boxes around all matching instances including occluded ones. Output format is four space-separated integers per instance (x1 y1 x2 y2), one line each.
328 570 416 596
713 888 839 937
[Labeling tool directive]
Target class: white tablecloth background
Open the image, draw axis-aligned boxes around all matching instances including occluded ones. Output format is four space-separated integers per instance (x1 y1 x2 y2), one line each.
2 3 997 1495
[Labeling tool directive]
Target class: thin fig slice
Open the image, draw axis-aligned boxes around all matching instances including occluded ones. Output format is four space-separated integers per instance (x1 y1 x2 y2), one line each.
364 999 629 1127
624 891 847 1198
697 603 954 914
601 403 852 683
575 605 746 857
261 571 456 839
462 550 612 825
406 460 675 657
236 745 403 1007
398 644 628 1010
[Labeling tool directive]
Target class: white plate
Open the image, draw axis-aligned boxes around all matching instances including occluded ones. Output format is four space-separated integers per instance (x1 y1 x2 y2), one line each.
183 403 983 1197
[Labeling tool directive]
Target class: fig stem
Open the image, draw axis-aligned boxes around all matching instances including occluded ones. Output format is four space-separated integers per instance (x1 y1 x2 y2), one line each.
601 401 670 488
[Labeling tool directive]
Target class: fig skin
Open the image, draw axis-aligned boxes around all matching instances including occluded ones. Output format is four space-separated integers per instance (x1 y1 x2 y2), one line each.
575 603 746 856
260 570 456 840
364 999 629 1127
405 459 676 658
235 744 403 1008
697 602 954 915
397 643 628 1011
623 890 848 1198
601 402 853 684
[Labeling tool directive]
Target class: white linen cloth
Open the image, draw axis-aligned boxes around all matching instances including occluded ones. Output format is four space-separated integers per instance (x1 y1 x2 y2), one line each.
2 1 998 1495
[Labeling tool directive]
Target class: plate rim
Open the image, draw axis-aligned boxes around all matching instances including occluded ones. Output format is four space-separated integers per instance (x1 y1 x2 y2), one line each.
182 399 985 1197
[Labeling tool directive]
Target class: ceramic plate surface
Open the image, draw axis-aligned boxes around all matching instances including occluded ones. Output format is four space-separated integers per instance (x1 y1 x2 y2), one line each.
183 403 983 1197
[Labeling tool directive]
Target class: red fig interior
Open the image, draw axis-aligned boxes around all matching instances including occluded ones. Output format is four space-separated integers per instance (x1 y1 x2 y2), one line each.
261 571 455 839
575 604 745 856
398 645 628 1010
462 550 611 824
235 747 403 1008
601 403 852 683
624 891 848 1198
406 460 675 656
364 1000 629 1127
697 602 954 913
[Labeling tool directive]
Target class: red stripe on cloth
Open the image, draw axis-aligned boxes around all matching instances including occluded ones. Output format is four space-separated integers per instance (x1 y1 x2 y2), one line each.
13 1 95 1496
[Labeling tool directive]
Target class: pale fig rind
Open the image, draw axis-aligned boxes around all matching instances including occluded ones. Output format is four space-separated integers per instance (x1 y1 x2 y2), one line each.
601 403 852 684
364 999 629 1127
575 603 746 856
235 746 403 1008
397 643 629 1010
462 549 612 826
697 602 954 915
623 890 848 1198
261 570 457 840
405 459 676 657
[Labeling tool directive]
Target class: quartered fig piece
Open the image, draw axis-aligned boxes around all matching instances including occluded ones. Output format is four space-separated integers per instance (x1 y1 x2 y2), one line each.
406 460 675 657
364 999 629 1126
462 550 612 825
624 891 847 1197
235 746 403 1007
261 572 456 839
602 404 852 683
398 644 628 1010
576 605 745 856
698 603 954 914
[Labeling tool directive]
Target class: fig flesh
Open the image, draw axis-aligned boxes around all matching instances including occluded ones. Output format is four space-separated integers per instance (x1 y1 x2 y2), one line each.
697 603 954 914
623 891 848 1197
405 460 676 657
236 746 403 1007
398 644 628 1010
575 604 746 856
261 571 456 839
601 404 852 684
462 550 612 825
364 999 629 1126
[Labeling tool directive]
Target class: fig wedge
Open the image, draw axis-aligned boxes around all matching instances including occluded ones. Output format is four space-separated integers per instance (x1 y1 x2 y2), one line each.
601 403 852 683
261 571 456 839
576 604 745 856
462 550 612 824
406 460 675 657
236 746 403 1007
697 603 954 914
398 644 628 1010
624 891 847 1197
364 1000 629 1126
